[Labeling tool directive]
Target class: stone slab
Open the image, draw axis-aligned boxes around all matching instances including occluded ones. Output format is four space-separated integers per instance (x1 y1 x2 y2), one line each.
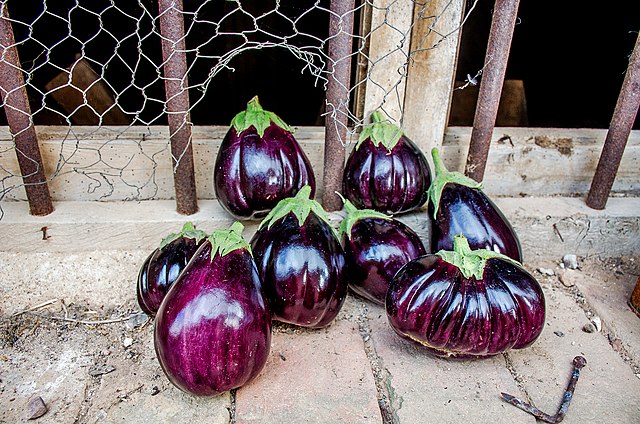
235 312 381 424
366 304 536 423
87 326 231 424
562 265 640 362
508 286 640 423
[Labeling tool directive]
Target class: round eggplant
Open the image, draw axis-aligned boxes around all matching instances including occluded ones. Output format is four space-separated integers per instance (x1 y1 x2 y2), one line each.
339 198 427 305
214 96 315 220
251 186 347 328
155 222 271 396
427 148 522 262
137 222 207 316
387 235 545 359
342 110 431 214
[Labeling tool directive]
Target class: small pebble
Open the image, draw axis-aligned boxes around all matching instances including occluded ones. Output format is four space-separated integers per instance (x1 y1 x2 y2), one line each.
126 313 148 330
557 270 576 287
123 337 133 348
538 268 555 276
562 254 578 269
582 323 596 333
26 396 47 420
554 330 565 337
591 316 602 332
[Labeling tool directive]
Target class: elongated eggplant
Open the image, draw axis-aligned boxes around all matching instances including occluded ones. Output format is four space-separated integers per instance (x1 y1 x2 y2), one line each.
427 148 522 262
137 222 207 316
251 186 347 328
214 96 315 220
342 110 431 214
387 235 545 359
154 222 271 396
339 198 427 305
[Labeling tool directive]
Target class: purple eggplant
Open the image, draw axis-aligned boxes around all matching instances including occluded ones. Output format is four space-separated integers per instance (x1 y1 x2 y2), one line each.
154 222 271 396
214 96 316 220
387 234 545 359
137 222 207 316
339 198 427 306
250 186 347 328
427 148 522 262
342 110 431 214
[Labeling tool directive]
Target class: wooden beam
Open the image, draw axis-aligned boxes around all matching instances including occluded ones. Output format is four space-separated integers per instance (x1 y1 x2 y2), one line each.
0 126 638 201
402 0 465 153
362 0 414 123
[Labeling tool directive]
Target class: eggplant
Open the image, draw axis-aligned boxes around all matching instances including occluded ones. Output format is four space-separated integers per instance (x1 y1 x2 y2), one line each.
214 96 316 220
137 222 207 316
342 110 431 214
427 148 522 262
154 222 271 396
250 186 347 328
387 234 545 359
339 198 427 306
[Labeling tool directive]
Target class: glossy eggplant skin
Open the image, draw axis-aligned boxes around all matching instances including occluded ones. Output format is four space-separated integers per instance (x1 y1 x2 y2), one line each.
431 185 522 262
251 212 347 328
154 242 271 396
342 136 431 214
343 218 427 306
214 123 315 220
137 237 201 316
386 255 545 359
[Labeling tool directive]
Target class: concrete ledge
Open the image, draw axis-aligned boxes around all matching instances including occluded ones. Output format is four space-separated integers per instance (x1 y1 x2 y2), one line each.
1 197 638 259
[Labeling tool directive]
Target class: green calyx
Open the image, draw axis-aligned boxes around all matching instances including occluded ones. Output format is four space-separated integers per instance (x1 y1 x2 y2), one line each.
159 222 207 249
426 148 483 219
357 110 404 152
337 194 391 240
206 221 251 259
259 185 331 231
230 96 291 138
435 234 520 280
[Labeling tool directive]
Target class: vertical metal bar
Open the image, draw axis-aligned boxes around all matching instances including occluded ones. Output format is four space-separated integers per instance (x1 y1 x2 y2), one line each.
464 0 520 182
322 0 356 212
0 5 53 216
586 32 640 210
158 0 198 215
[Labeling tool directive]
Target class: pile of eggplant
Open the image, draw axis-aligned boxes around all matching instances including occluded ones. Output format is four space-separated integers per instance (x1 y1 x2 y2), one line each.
137 103 545 397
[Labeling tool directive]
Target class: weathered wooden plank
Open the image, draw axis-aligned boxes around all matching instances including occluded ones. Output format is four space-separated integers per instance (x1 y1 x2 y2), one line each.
45 57 130 126
443 127 640 196
402 0 465 152
361 0 414 122
0 126 638 201
1 197 637 260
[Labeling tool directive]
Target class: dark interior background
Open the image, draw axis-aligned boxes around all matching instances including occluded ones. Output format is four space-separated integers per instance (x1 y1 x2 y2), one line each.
4 0 640 129
455 0 640 129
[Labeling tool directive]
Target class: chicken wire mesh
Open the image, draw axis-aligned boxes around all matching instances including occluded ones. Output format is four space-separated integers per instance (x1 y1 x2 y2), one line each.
0 0 473 215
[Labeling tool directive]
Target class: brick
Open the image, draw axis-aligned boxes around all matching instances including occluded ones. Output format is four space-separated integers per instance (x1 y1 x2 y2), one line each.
235 314 381 423
367 304 535 423
508 286 640 422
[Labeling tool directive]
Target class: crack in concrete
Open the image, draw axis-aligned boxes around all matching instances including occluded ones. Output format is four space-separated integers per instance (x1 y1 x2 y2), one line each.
354 300 400 424
502 351 534 405
73 374 102 424
229 388 237 424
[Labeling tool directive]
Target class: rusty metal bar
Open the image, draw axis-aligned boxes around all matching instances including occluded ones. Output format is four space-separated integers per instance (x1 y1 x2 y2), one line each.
586 32 640 210
464 0 521 182
0 6 53 216
322 0 356 212
158 0 198 215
